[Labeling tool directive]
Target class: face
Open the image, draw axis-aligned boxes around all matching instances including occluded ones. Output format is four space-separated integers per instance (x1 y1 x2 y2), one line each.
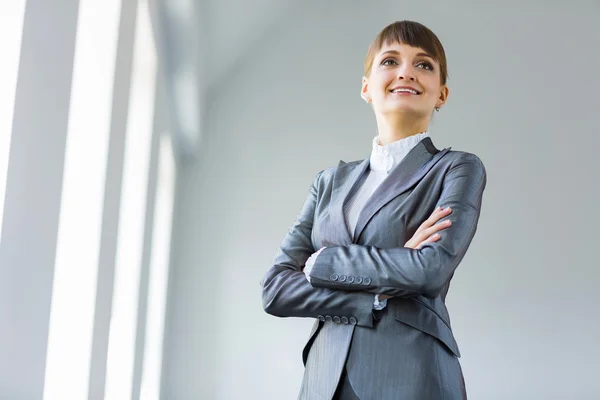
362 42 449 119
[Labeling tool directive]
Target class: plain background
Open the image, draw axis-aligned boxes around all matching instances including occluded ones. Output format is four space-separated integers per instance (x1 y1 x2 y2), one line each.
2 1 598 399
163 1 600 399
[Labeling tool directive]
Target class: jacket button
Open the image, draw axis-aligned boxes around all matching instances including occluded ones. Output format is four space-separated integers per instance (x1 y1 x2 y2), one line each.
355 276 363 284
349 317 357 325
333 316 341 323
363 277 372 285
330 274 339 281
317 315 325 321
325 315 333 322
347 276 355 284
341 316 349 324
339 275 347 282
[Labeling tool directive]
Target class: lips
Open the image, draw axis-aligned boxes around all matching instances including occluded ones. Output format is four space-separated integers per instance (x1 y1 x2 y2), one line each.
389 86 422 95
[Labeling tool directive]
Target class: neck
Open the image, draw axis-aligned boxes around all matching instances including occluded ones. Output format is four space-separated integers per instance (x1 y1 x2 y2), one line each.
375 112 429 146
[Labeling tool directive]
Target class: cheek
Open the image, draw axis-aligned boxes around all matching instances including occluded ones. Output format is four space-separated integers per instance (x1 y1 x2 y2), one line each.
424 90 440 104
421 80 440 96
371 74 395 95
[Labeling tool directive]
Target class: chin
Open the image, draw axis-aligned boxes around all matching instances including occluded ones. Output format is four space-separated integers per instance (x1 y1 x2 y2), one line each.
383 105 424 116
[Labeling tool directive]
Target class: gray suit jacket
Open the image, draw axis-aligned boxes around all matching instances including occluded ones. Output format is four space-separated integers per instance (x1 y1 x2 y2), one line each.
262 137 487 400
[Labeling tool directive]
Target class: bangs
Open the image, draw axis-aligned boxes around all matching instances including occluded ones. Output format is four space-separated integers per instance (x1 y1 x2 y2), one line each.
364 21 448 84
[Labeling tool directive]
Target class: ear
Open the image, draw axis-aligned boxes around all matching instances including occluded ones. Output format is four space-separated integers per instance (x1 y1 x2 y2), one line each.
436 85 450 109
361 76 370 102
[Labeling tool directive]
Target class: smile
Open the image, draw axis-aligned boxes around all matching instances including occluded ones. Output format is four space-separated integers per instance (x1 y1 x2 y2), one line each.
390 88 420 95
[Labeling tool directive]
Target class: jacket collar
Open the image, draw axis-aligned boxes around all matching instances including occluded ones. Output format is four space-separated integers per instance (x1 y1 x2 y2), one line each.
329 136 451 244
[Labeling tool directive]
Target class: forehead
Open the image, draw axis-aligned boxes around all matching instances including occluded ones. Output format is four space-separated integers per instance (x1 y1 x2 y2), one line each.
375 41 433 59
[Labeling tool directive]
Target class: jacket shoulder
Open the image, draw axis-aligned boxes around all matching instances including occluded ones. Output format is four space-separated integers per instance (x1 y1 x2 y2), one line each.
442 149 487 187
445 149 486 170
313 158 363 186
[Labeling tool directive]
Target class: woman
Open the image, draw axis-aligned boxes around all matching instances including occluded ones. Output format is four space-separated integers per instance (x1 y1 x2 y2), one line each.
262 20 486 400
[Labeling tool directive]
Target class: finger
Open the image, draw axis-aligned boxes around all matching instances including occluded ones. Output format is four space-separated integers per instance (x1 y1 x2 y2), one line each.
415 209 441 234
432 206 452 220
416 233 441 249
424 207 444 226
429 218 452 234
422 208 452 232
404 238 416 248
419 223 450 243
412 223 449 248
416 219 451 241
410 207 453 243
419 207 452 231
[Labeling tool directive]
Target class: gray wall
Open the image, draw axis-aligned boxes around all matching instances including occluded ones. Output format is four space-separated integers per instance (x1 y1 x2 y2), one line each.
163 1 600 399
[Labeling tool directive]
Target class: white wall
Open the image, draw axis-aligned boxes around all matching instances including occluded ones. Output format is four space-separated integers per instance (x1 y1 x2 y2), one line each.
0 1 80 397
164 1 600 399
0 0 170 398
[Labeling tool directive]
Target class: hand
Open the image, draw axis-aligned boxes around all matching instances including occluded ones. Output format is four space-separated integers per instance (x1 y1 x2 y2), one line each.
404 206 452 250
378 206 453 301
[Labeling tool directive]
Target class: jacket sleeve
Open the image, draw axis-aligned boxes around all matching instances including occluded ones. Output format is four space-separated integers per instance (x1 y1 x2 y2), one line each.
308 153 487 299
261 170 377 327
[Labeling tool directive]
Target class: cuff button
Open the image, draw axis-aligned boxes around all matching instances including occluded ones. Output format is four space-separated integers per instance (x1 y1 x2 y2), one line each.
349 317 357 325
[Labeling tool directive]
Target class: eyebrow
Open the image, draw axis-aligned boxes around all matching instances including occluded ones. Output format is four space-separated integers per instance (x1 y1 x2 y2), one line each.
379 50 434 60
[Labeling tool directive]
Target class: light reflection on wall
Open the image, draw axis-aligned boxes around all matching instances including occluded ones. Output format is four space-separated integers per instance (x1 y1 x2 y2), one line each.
104 0 158 398
140 133 176 400
43 1 123 399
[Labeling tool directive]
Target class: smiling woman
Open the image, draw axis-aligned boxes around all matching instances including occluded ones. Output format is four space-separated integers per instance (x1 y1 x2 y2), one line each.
360 21 450 145
262 20 486 400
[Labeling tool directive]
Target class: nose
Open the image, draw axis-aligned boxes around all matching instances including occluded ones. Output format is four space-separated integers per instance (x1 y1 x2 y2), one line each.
396 63 416 81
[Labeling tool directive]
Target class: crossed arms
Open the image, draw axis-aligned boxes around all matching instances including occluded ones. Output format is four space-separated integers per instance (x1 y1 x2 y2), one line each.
261 153 487 328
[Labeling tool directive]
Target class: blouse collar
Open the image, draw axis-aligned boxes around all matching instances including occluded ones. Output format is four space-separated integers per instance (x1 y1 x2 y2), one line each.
369 131 430 173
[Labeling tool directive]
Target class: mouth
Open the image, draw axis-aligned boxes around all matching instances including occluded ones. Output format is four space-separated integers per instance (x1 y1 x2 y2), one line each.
389 88 421 95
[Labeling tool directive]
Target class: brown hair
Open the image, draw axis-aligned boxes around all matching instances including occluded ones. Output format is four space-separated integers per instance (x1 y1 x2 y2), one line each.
364 21 448 85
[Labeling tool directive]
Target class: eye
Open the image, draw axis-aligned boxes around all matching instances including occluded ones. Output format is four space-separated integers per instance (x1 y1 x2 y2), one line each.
417 61 434 71
381 58 434 71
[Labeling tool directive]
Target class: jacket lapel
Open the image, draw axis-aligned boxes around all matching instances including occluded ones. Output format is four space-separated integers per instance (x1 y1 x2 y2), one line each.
328 157 370 245
328 137 451 245
353 137 451 242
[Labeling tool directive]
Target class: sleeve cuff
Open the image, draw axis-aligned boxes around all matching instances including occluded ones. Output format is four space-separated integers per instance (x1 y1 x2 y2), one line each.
304 246 327 283
373 294 388 310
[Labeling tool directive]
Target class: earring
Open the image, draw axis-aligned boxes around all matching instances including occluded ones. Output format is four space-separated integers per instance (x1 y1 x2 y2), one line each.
435 106 440 112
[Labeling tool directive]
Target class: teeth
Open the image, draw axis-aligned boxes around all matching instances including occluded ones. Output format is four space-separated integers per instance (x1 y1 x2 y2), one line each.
392 88 418 94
